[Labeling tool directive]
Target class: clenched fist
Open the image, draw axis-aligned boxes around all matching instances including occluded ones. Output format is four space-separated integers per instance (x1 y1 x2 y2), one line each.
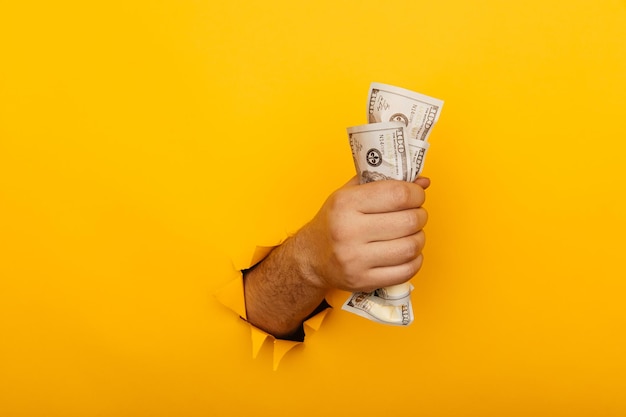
243 176 430 339
294 176 429 293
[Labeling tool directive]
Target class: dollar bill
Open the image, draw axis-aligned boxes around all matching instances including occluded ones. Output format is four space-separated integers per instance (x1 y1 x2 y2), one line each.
347 121 412 183
374 282 412 300
344 121 417 325
341 83 443 326
367 82 443 180
344 121 428 325
343 290 413 326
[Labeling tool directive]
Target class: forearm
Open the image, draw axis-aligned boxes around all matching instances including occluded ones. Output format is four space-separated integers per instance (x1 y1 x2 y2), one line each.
242 177 430 338
243 230 328 339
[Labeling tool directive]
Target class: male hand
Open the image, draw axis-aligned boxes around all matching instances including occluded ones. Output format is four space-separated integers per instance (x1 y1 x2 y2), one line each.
294 176 430 293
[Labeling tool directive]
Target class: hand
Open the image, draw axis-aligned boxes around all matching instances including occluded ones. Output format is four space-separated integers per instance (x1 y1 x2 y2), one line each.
293 176 430 293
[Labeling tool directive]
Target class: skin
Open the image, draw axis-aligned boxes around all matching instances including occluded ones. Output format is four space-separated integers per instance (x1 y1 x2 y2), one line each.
243 176 430 339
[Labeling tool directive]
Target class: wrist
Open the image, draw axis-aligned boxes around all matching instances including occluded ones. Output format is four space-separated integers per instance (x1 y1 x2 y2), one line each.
289 224 331 292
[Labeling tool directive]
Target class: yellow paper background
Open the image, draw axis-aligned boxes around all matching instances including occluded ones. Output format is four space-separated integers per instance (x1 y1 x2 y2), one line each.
1 1 625 416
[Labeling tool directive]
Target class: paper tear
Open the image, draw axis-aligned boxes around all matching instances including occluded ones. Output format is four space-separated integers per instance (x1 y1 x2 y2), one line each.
304 308 330 331
232 236 288 271
248 245 278 269
250 325 270 359
272 339 301 371
214 272 247 319
215 236 330 369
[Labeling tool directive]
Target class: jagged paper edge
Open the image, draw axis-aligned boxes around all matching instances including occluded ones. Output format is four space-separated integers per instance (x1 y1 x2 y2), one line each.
214 234 331 369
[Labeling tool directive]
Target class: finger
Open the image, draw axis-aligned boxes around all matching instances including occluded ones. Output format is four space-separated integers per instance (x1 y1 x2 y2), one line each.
359 254 424 291
363 231 425 268
351 180 426 214
362 208 428 242
414 176 431 190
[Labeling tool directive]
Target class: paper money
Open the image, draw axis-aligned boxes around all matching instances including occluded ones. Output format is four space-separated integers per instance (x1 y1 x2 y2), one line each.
347 121 413 183
343 291 413 326
344 121 418 325
341 82 443 326
367 82 443 180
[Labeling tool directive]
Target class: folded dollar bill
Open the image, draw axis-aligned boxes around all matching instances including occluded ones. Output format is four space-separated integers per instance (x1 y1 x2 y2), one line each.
347 121 413 183
341 82 443 326
343 285 415 326
367 82 443 181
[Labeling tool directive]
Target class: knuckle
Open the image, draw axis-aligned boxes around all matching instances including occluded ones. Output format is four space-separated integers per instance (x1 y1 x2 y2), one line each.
405 209 424 232
403 237 420 259
392 236 424 264
389 182 412 206
344 276 363 291
419 207 429 227
328 222 349 243
332 243 351 265
400 254 424 280
320 252 355 291
416 230 426 251
326 191 346 212
403 256 423 279
334 245 361 274
341 266 365 291
328 187 356 213
404 210 419 231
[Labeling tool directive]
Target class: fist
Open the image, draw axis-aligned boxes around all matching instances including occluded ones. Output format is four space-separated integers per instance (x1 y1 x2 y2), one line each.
295 176 429 292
